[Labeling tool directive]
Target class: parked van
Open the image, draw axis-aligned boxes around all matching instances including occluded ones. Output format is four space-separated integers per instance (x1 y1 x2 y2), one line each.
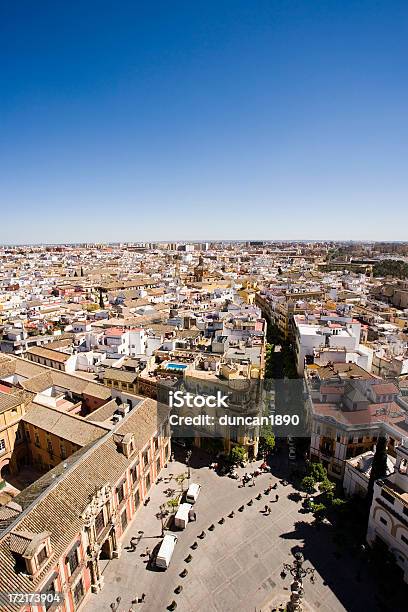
185 482 201 504
174 503 192 530
155 534 178 569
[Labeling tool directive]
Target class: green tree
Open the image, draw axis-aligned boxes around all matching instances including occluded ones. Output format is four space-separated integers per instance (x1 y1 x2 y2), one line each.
319 478 335 496
313 502 327 523
367 435 388 507
331 497 346 509
301 476 316 495
175 473 188 492
99 288 105 309
373 259 408 279
230 445 247 465
167 498 179 513
259 424 275 455
309 462 327 483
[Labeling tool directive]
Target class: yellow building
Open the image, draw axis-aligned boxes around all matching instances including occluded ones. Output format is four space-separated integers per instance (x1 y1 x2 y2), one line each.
0 390 29 482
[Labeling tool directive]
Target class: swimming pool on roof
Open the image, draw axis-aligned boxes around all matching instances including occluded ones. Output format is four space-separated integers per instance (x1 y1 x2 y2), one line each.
166 363 187 370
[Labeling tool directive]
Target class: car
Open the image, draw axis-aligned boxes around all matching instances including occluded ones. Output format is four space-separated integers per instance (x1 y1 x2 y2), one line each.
288 448 296 461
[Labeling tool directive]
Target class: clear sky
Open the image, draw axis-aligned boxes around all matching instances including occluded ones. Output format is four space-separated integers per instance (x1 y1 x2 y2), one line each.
0 0 407 244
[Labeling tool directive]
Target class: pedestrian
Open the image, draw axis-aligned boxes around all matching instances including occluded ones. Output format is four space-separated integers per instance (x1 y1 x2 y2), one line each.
251 477 255 487
242 477 246 487
129 539 137 552
140 593 146 603
264 504 268 513
170 452 174 462
275 494 279 502
145 547 151 558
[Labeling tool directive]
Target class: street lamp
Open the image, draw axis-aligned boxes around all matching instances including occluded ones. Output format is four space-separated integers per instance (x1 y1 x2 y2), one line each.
281 552 315 612
158 504 167 537
186 449 192 483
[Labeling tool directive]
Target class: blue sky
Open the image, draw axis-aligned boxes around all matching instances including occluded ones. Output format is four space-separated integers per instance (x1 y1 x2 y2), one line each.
0 0 407 244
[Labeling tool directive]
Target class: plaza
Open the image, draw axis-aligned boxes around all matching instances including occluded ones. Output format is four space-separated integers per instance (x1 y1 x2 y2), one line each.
83 446 383 612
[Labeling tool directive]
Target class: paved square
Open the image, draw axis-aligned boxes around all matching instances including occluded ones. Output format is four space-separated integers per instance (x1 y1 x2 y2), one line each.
83 449 382 612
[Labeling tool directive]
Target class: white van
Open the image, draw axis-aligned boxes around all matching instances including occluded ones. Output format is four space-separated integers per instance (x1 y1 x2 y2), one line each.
155 534 178 569
185 483 201 504
174 503 192 530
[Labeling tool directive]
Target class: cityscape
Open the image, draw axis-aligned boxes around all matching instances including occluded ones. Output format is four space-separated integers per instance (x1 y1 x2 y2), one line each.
1 2 408 612
1 241 408 612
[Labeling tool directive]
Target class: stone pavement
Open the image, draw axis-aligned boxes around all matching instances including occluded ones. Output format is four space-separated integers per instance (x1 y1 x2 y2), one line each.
83 448 381 612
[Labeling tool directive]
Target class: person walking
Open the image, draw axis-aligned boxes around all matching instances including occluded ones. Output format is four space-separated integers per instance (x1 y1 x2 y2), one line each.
275 494 279 502
129 537 137 552
145 547 151 558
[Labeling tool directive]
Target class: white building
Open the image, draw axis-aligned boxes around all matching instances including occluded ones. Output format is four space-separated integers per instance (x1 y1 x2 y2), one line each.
343 450 395 498
100 327 147 358
294 312 367 375
367 442 408 582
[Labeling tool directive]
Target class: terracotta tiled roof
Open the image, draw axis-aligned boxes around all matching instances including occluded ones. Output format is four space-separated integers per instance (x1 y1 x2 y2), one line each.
0 398 169 600
22 404 109 446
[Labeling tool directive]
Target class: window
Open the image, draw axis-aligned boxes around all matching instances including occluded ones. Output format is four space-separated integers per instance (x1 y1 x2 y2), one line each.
143 450 149 466
145 473 151 491
379 517 387 526
121 510 128 532
67 548 79 575
72 579 84 606
156 458 161 474
131 462 139 483
42 577 56 610
381 490 395 505
37 545 48 567
35 433 40 447
25 429 31 442
0 439 5 453
47 439 53 455
60 444 66 459
134 489 140 509
95 508 105 536
15 429 22 442
117 482 125 504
